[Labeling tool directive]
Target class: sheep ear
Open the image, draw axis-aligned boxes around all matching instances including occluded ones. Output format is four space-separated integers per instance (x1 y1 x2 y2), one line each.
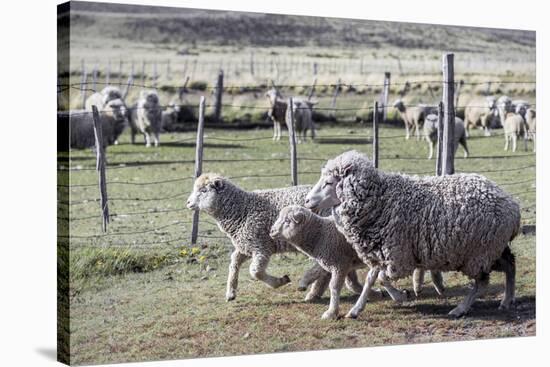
341 163 353 177
290 211 305 224
212 178 224 190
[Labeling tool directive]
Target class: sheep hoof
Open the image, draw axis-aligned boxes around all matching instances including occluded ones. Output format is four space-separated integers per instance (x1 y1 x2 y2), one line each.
281 275 291 285
413 289 422 298
297 285 308 291
304 294 321 302
345 310 360 319
226 294 236 302
498 298 515 310
321 311 338 320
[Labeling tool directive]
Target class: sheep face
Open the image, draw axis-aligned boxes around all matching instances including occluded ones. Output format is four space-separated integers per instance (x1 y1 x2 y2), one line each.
304 170 341 210
105 99 127 122
270 205 307 240
186 175 225 214
424 114 438 131
392 99 405 112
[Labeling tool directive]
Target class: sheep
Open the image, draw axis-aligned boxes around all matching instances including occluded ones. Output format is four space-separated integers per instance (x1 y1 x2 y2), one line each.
266 88 316 142
497 95 512 130
289 98 316 143
464 96 498 137
525 108 536 152
271 205 420 319
423 114 469 160
129 90 163 147
513 100 530 119
503 112 528 152
186 173 362 302
304 150 520 318
68 99 127 150
85 86 127 145
392 100 434 140
161 96 181 131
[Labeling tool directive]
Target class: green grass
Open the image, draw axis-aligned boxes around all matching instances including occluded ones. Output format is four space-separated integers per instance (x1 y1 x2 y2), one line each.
63 125 535 365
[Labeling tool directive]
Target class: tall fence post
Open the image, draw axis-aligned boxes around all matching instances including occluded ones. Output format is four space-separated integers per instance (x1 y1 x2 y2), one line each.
436 101 444 176
307 77 317 101
287 97 298 186
141 60 146 87
330 78 342 118
373 101 379 169
153 61 158 89
190 96 206 245
91 106 109 232
92 64 98 92
486 81 492 96
441 53 456 175
250 52 255 76
382 72 391 122
214 69 224 123
80 59 87 108
105 60 111 86
118 59 123 86
455 80 464 111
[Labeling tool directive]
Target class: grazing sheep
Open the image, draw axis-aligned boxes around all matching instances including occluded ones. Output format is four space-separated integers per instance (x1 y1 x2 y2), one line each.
464 96 498 137
503 112 528 152
68 100 127 149
271 206 415 319
85 86 127 145
304 150 520 318
129 90 163 147
423 114 469 160
392 100 434 140
186 174 361 301
525 108 536 152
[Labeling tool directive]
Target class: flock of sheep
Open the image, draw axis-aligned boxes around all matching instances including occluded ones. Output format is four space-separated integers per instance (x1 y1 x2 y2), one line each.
186 150 521 320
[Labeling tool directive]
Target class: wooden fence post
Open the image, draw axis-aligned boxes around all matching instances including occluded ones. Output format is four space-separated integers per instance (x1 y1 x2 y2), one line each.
190 96 206 245
80 59 87 108
91 105 109 232
287 97 298 186
313 62 318 76
307 77 317 101
118 59 123 86
214 69 224 123
436 101 444 176
441 53 456 175
92 64 98 92
166 59 171 80
105 60 111 86
141 60 146 87
330 78 341 117
382 72 391 122
153 61 158 89
250 52 255 76
373 101 379 169
455 80 464 111
486 81 492 96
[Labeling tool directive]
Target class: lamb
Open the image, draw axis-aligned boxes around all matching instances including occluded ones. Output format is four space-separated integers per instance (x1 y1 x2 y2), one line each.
423 114 469 159
503 112 528 152
464 96 498 137
186 174 362 302
525 108 536 152
68 99 127 149
392 100 434 140
271 205 425 319
304 150 520 318
128 90 163 147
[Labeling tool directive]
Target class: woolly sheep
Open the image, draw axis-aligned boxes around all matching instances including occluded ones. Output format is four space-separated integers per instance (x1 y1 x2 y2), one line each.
464 96 498 137
68 100 127 149
304 150 520 318
186 174 361 302
85 86 128 145
525 108 536 152
271 205 416 319
503 112 528 152
423 114 469 160
129 90 163 147
392 99 434 140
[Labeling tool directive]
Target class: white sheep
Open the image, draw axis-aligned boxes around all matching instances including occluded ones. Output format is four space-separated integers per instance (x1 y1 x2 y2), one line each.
525 108 536 152
503 112 528 152
392 100 434 140
186 174 362 301
464 96 498 137
271 206 412 319
305 150 520 318
423 114 469 160
129 90 162 147
289 98 316 143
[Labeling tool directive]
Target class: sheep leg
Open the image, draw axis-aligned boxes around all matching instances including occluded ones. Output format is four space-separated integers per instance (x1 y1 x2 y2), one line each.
404 122 411 140
345 267 379 319
321 270 346 320
379 270 408 302
249 254 290 288
298 262 325 291
413 268 425 297
144 132 152 148
414 120 421 141
504 135 509 151
491 246 516 310
131 128 137 144
226 250 249 301
427 140 434 160
448 272 490 318
345 269 364 295
461 138 469 158
305 272 330 301
154 132 160 147
512 135 517 152
430 271 445 296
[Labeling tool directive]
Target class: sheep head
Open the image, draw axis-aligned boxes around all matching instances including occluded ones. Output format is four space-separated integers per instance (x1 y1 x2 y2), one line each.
104 98 127 122
305 150 373 211
186 173 227 214
270 205 309 241
392 99 405 112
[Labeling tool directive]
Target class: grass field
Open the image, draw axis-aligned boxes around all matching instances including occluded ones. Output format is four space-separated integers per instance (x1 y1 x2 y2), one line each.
60 124 536 365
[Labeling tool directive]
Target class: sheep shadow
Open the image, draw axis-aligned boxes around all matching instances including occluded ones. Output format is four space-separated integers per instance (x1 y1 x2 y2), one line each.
315 138 372 145
160 141 246 149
